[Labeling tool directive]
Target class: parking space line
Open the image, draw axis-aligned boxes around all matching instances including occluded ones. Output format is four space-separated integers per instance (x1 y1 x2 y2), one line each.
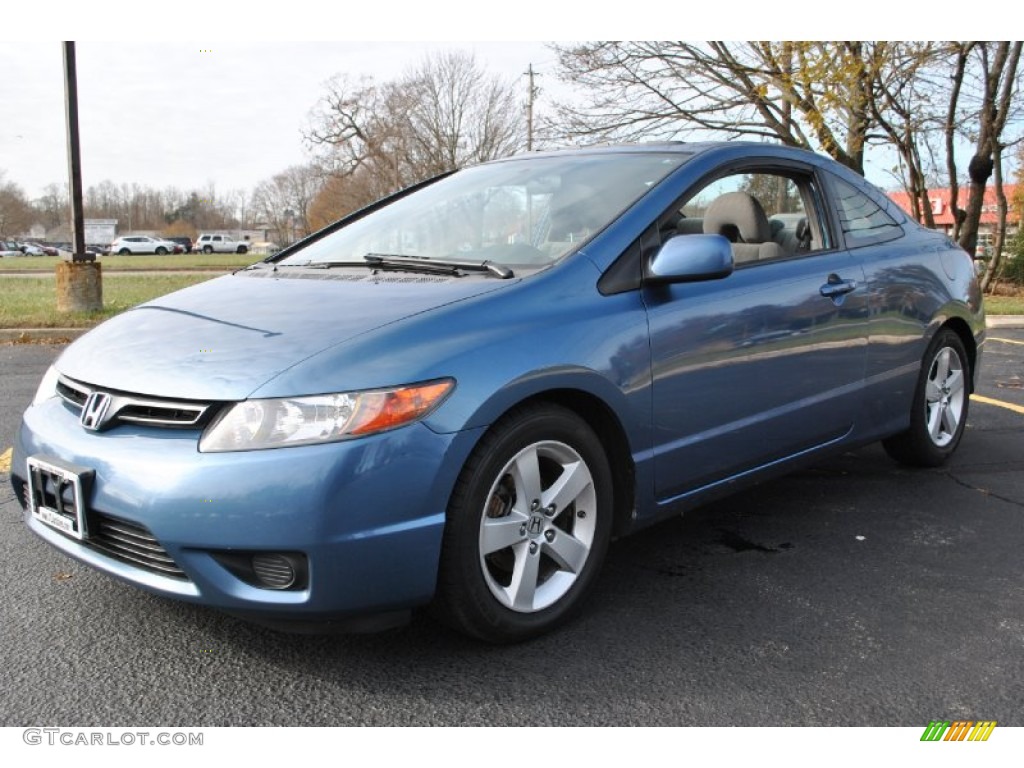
0 447 11 472
989 337 1024 346
971 394 1024 416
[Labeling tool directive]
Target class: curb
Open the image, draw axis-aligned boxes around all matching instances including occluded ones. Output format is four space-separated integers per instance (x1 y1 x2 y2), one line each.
986 316 1024 329
0 328 87 344
3 317 1022 345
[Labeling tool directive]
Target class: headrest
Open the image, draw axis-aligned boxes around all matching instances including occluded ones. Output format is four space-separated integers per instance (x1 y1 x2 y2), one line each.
703 192 772 243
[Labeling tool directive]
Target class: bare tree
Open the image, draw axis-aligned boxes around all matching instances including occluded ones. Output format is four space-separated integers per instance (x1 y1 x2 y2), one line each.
305 51 526 221
0 172 34 237
403 51 524 176
948 42 1023 291
548 41 878 173
251 164 324 244
866 42 943 227
944 42 975 241
35 182 69 231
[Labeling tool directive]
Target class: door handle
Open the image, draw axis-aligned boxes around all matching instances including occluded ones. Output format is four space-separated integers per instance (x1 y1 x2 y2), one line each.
819 275 858 298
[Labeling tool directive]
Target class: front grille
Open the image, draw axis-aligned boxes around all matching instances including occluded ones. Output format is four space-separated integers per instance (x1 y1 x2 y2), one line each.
116 402 207 427
87 514 188 580
56 375 217 430
56 377 88 406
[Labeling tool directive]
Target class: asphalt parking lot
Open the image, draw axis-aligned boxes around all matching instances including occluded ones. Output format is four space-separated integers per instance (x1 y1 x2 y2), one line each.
1 332 1022 727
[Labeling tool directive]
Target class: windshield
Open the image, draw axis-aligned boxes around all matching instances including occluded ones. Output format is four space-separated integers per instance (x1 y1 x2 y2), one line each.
278 152 690 269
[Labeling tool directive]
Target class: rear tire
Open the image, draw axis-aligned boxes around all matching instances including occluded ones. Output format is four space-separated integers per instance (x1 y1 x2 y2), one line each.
883 328 970 467
433 403 613 643
236 245 248 254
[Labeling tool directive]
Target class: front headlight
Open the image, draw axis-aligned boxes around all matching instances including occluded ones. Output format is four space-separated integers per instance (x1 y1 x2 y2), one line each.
32 365 60 406
199 379 454 452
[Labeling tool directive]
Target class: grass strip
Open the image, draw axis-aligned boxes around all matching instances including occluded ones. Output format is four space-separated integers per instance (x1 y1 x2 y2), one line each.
984 296 1024 315
0 254 258 272
0 274 218 328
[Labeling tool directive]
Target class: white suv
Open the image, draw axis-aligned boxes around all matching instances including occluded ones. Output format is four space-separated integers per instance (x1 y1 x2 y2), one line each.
196 234 249 254
109 236 181 255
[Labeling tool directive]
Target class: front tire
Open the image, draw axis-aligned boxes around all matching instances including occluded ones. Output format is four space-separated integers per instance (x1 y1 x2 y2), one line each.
433 403 613 643
883 328 970 467
155 247 168 255
118 248 130 255
203 245 213 254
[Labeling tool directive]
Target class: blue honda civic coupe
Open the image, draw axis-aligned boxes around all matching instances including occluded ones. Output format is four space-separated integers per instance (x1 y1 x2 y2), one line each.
12 143 985 642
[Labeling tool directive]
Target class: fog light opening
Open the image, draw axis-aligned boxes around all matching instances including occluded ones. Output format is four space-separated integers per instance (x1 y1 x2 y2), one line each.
251 553 298 590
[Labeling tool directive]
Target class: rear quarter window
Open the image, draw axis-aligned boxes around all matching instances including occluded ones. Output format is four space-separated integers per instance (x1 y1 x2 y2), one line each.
829 175 904 248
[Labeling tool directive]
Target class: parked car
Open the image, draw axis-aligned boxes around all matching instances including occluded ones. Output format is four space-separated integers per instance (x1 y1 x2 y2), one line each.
165 236 193 254
37 243 60 257
11 143 985 643
195 233 248 254
108 236 180 255
18 242 46 256
1 240 25 257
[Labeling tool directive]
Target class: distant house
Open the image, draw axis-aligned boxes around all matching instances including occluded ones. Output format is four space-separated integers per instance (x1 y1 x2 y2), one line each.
887 185 1020 250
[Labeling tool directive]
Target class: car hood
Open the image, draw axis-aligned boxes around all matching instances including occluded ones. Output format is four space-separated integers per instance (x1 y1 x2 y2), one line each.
56 271 511 400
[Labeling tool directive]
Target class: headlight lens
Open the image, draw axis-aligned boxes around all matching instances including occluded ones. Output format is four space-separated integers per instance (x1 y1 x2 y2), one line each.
199 379 454 452
32 365 60 406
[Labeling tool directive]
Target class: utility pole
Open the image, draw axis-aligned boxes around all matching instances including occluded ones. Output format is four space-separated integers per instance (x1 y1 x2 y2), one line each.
57 41 102 312
524 64 539 152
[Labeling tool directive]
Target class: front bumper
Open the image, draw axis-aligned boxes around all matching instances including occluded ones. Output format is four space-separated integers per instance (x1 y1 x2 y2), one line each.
12 396 483 623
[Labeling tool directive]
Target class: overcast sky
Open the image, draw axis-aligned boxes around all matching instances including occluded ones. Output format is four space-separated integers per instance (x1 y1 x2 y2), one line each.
0 40 555 199
2 3 980 201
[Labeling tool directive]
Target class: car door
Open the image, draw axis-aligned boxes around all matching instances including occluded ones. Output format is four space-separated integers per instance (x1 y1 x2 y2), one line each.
821 171 948 435
643 164 870 504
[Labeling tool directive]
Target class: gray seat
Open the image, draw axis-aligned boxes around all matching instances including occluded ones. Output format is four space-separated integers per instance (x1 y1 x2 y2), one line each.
769 214 811 255
703 192 783 264
675 217 704 236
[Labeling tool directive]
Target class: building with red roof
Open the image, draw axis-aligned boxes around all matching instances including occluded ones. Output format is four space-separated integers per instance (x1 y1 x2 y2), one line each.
887 185 1019 253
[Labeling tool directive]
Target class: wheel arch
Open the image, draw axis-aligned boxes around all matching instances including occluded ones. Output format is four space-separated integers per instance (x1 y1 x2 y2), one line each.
938 316 978 393
516 388 636 538
444 385 638 540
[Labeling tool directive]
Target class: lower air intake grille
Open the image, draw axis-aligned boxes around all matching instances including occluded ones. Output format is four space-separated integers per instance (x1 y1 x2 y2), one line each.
88 514 188 580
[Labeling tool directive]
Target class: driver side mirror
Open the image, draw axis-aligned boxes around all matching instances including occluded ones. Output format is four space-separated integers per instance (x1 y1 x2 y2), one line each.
644 234 734 285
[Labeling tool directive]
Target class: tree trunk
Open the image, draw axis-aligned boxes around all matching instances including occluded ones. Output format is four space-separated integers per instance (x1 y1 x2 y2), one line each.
960 154 994 259
945 43 971 242
980 143 1008 293
957 42 1020 265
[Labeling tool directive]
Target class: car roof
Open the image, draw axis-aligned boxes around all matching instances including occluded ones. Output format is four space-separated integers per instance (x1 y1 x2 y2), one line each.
482 140 832 169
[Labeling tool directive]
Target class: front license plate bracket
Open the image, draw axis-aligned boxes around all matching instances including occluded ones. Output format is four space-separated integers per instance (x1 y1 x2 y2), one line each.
26 455 94 541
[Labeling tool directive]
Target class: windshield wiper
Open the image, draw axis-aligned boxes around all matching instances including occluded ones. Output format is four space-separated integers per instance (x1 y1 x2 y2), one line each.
363 253 514 279
271 255 515 278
